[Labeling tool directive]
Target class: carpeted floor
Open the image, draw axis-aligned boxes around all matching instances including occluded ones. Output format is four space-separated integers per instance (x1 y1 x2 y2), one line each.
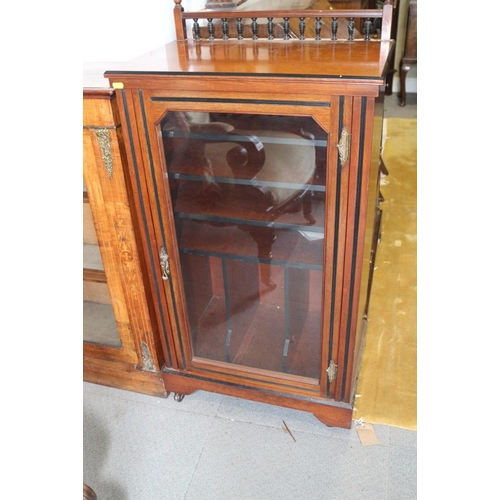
353 117 417 431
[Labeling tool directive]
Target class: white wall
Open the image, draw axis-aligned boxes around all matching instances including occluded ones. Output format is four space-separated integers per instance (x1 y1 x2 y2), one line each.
82 0 206 62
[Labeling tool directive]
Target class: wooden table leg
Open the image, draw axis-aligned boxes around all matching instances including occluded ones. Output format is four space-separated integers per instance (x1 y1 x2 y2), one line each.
399 59 411 107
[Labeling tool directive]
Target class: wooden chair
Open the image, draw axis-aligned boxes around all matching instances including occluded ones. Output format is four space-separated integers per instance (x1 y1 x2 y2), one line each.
399 0 417 106
83 484 97 500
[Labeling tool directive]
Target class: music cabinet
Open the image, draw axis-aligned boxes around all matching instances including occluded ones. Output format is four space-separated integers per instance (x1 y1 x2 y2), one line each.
84 0 394 428
83 75 167 397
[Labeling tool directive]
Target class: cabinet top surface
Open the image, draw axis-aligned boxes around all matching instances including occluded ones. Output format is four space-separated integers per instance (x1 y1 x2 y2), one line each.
103 39 393 83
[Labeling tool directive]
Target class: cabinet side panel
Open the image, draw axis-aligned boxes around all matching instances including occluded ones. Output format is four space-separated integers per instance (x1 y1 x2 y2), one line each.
324 95 351 400
347 93 384 404
334 94 382 403
333 94 361 402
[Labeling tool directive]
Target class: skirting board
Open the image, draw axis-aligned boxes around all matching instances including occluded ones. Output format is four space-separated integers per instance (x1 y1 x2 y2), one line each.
391 76 417 94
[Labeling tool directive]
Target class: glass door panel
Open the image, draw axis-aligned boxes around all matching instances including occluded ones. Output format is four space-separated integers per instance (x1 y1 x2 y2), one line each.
83 190 122 348
161 111 327 379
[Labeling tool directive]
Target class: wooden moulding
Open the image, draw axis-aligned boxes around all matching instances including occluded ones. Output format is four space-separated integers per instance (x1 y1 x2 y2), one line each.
161 370 353 428
84 357 168 398
106 72 386 98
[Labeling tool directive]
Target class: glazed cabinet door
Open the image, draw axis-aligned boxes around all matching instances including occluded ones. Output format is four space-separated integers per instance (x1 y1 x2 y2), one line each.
83 89 162 372
83 107 136 363
121 89 357 402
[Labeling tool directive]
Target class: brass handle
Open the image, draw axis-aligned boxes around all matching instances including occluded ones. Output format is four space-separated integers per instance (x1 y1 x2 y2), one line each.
336 127 351 168
160 247 170 280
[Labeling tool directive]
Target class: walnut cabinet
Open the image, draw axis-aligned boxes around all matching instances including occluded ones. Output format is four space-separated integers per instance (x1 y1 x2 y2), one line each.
85 1 394 428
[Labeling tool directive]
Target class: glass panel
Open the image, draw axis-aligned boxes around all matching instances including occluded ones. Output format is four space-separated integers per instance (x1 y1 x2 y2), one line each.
83 195 122 348
161 111 327 379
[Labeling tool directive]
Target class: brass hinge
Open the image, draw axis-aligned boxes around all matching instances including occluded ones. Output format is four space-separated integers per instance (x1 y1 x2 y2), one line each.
326 360 338 383
160 247 170 280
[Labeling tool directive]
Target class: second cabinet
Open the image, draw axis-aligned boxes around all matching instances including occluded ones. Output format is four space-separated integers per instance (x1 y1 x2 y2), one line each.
105 35 387 427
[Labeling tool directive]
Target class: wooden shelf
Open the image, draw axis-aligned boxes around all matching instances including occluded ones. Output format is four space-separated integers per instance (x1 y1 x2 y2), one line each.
83 268 106 283
177 218 324 268
172 185 325 229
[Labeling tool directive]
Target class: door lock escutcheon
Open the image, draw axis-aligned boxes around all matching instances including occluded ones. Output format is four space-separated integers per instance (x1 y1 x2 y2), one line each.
336 126 351 168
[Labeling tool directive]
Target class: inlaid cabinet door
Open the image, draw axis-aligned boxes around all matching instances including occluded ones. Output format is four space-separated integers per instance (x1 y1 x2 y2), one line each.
124 88 355 400
83 90 160 371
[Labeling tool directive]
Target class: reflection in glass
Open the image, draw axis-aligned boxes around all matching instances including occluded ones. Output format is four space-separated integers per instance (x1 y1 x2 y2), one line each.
161 111 327 379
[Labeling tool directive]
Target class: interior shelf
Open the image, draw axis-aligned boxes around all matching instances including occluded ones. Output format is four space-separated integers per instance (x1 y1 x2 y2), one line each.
83 268 106 283
165 129 327 147
175 211 324 234
176 218 324 268
170 171 326 192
